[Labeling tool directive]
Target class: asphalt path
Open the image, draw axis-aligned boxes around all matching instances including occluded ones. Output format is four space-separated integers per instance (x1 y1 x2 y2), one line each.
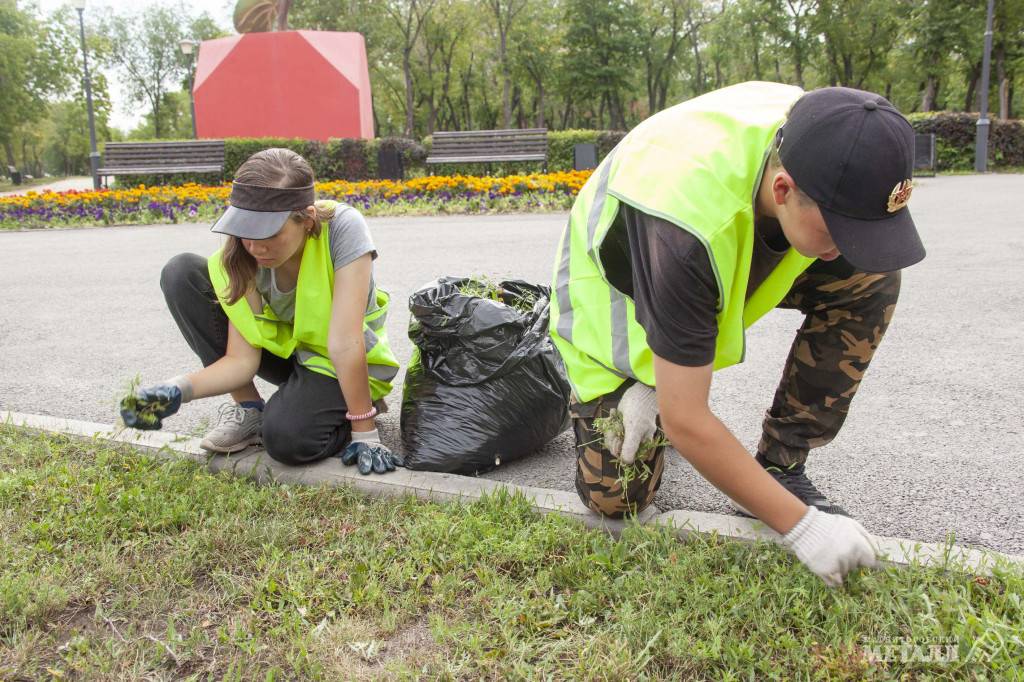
2 174 1021 555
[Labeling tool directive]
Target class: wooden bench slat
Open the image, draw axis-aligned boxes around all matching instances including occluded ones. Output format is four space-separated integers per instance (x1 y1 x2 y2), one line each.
426 128 548 167
104 142 224 148
97 165 223 174
99 140 225 180
426 154 547 164
432 128 547 138
433 147 546 154
103 158 224 165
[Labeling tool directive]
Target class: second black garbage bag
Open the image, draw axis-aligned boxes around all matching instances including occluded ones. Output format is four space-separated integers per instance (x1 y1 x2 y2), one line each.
400 276 571 475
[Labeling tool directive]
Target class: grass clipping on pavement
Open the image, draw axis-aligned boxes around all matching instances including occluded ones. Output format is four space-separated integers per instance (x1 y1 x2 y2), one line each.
1 425 1021 680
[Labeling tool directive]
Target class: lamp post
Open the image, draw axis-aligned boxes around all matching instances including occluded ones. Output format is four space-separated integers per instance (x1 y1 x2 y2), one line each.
73 0 100 189
179 39 199 139
975 0 996 173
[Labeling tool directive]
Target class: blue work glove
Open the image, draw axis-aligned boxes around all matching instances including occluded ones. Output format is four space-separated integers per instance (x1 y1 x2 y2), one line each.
119 376 193 430
339 429 404 474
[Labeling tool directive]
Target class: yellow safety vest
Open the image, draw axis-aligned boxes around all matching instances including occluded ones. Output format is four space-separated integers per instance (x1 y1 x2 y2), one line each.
550 81 816 403
208 210 399 401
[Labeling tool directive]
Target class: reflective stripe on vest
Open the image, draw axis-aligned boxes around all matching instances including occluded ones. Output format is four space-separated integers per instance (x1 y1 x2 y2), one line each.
550 82 816 403
207 209 399 401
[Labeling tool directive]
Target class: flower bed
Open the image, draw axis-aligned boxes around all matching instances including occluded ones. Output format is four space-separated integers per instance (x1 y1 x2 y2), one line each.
0 171 592 230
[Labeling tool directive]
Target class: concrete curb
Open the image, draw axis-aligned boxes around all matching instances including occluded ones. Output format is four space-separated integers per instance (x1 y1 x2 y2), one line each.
5 410 1022 576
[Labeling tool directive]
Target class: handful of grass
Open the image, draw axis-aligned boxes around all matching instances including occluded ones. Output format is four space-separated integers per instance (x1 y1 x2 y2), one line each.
458 276 537 313
118 375 170 428
592 410 668 493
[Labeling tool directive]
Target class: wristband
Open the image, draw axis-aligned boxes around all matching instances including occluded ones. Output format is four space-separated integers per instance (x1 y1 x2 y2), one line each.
346 406 378 421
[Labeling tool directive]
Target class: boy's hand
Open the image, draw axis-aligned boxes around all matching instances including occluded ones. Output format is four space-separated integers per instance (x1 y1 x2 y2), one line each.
606 383 659 464
782 506 878 587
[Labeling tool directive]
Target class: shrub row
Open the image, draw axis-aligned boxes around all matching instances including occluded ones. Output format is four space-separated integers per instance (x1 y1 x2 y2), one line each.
108 130 626 186
908 112 1024 170
110 111 1024 185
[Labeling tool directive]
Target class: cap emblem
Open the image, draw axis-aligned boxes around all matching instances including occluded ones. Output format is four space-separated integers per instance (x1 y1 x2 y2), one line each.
887 179 914 212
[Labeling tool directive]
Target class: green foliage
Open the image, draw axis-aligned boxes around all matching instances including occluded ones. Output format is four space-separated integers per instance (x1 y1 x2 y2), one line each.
100 6 225 140
2 425 1023 678
908 112 1024 170
0 3 76 166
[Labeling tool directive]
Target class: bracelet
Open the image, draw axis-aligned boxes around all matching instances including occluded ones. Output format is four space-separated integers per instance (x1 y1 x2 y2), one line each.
345 406 378 421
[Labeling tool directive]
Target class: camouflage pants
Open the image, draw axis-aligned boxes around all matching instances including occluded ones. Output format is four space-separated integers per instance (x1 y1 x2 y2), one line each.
571 382 668 518
572 256 901 516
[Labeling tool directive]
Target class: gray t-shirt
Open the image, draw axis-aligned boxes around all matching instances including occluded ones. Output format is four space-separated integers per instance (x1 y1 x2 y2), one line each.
255 205 378 323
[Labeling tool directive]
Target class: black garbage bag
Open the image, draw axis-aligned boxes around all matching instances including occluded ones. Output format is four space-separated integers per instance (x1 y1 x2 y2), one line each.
400 276 571 474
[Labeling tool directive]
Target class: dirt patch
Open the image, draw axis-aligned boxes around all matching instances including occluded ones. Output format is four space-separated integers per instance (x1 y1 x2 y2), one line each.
314 615 443 680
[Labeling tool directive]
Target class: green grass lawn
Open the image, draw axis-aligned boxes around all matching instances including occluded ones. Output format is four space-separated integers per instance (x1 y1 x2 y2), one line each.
1 425 1020 680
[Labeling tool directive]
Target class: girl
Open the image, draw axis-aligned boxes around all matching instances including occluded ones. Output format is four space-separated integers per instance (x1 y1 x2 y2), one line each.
121 148 402 474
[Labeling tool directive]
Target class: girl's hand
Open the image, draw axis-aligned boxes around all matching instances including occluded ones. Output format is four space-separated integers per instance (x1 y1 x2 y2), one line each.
120 376 193 430
339 429 404 474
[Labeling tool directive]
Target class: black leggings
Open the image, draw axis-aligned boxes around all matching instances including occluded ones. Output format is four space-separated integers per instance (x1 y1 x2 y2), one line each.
160 252 352 465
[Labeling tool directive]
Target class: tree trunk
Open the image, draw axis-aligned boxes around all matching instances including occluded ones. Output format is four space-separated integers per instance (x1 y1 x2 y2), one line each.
689 34 705 94
646 53 657 117
750 26 761 80
964 61 981 111
501 30 511 127
824 37 839 86
276 0 292 30
995 47 1008 119
560 97 573 129
510 84 522 128
920 76 939 112
404 48 415 136
535 80 545 128
4 141 16 169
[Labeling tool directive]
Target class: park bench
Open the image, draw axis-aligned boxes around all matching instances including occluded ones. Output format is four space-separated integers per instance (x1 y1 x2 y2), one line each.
97 140 225 185
426 128 547 171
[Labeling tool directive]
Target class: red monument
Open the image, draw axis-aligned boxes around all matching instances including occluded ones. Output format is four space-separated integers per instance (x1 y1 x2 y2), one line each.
192 31 374 141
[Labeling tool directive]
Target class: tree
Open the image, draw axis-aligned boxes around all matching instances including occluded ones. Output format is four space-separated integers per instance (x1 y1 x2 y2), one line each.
636 0 687 115
486 0 527 127
811 0 903 89
0 3 74 168
562 0 643 129
992 0 1024 118
510 0 562 128
380 0 438 135
103 7 221 139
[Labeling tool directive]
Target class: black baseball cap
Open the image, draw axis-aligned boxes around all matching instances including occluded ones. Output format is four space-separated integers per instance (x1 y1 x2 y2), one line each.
779 87 925 272
210 181 315 240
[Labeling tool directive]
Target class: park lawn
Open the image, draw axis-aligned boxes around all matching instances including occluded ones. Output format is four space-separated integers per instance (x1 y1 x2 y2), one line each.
0 425 1020 680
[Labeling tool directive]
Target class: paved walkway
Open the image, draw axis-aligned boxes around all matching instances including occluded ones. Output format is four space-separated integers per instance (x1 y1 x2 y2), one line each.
1 174 1021 554
0 176 94 197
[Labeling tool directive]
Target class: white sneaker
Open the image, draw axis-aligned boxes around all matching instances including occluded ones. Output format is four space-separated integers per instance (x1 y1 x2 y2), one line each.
200 402 263 453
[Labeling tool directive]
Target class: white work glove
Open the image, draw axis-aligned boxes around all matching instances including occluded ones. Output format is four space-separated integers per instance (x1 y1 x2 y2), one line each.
605 382 659 464
782 506 879 587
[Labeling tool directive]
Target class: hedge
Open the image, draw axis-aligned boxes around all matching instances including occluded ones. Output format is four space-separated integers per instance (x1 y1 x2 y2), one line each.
907 112 1024 171
107 130 625 187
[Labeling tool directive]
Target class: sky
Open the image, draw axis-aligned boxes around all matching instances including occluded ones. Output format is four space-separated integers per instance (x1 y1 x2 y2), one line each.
34 0 236 131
